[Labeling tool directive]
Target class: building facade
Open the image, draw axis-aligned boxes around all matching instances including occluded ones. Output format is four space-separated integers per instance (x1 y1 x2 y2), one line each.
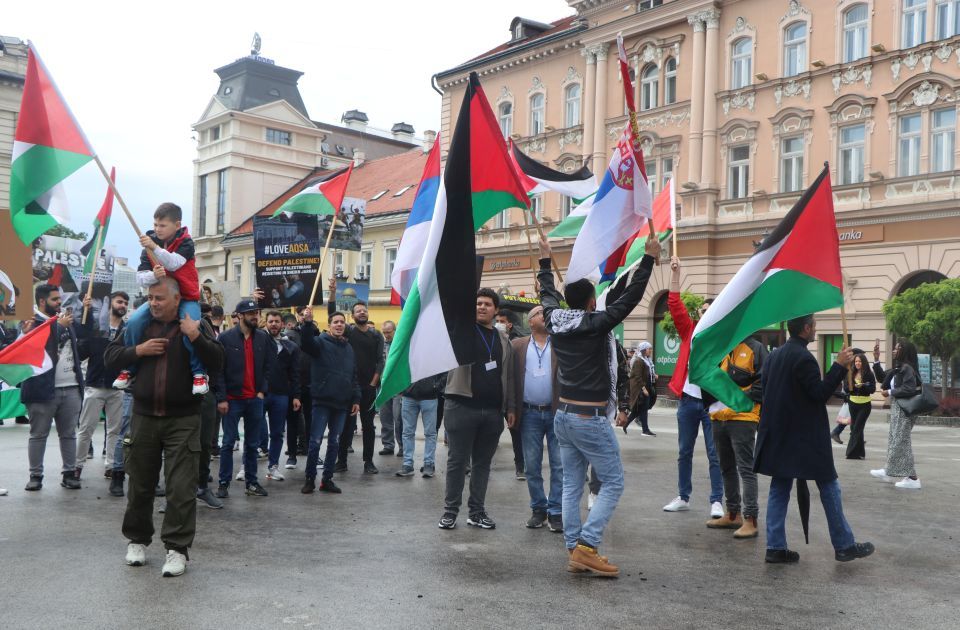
0 36 27 211
435 0 960 388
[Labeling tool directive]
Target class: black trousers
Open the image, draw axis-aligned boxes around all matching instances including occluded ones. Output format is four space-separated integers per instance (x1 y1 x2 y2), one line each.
198 392 216 488
508 426 524 472
845 401 872 459
339 386 376 463
294 387 312 455
628 398 651 432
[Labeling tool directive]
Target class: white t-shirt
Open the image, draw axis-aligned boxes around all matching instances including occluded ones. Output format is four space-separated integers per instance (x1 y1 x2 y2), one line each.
55 338 76 388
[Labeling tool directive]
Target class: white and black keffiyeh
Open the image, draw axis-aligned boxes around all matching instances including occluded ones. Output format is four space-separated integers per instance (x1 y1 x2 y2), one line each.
549 309 618 421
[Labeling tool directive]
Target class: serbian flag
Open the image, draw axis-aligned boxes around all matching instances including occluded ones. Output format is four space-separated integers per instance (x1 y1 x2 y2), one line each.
391 133 441 305
10 44 95 246
688 165 843 412
81 166 115 274
272 163 353 217
508 140 596 202
0 317 57 386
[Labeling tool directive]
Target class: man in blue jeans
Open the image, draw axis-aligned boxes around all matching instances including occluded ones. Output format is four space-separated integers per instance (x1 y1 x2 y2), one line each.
395 376 443 478
215 299 276 498
510 305 562 532
538 235 661 577
755 314 874 564
260 310 301 482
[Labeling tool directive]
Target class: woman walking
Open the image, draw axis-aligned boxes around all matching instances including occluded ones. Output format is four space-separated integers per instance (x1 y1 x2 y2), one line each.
625 341 657 436
870 340 922 489
842 353 876 460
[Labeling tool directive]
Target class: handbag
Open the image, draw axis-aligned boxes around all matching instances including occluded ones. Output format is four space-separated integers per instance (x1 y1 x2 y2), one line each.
896 383 940 416
836 403 852 426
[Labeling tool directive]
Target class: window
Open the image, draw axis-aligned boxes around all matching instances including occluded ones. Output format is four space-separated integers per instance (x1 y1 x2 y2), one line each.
393 185 414 197
359 250 373 280
564 84 581 127
334 251 345 277
903 0 928 48
839 124 865 184
663 58 677 105
530 194 542 221
898 114 922 176
266 128 291 145
560 196 574 220
640 65 659 111
210 125 221 142
661 157 674 192
530 93 545 135
384 248 397 288
781 136 804 192
248 257 257 293
931 107 956 172
637 0 663 10
731 38 752 89
498 102 513 138
197 175 207 237
494 210 509 229
232 258 242 287
370 189 389 201
728 145 750 199
936 0 960 39
783 22 807 77
843 4 869 63
647 159 658 196
216 170 227 234
514 23 523 40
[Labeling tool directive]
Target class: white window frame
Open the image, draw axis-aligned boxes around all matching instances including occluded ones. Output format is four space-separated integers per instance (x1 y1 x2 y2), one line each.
663 58 677 105
560 196 574 220
640 65 659 111
783 22 807 78
248 257 257 293
265 128 291 146
931 107 956 172
936 0 960 39
564 84 581 127
731 38 752 90
498 102 513 138
359 250 373 280
728 145 750 199
898 113 922 177
529 194 542 221
216 169 227 234
232 257 242 288
843 4 869 63
334 251 345 278
529 93 545 135
647 159 658 196
780 136 804 192
839 124 866 185
383 248 397 289
661 156 674 192
494 210 509 229
903 0 928 48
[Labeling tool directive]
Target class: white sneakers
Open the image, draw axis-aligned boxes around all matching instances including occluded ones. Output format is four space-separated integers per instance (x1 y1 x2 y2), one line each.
266 465 284 481
125 543 146 566
587 492 597 510
895 477 922 489
710 501 724 518
0 487 8 496
162 550 187 577
663 496 690 512
235 468 245 481
870 469 896 483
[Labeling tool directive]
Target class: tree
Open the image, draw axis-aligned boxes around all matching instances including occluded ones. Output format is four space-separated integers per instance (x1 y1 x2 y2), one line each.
659 291 705 337
45 224 88 241
883 278 960 398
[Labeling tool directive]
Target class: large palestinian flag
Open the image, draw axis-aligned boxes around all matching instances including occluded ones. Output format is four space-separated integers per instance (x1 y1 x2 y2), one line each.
272 163 353 217
688 165 843 412
375 72 528 408
508 140 596 202
0 317 57 386
10 44 95 246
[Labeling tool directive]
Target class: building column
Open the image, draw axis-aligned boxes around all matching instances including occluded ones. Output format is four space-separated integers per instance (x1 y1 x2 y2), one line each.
592 44 610 175
686 14 706 183
700 8 722 187
582 47 596 170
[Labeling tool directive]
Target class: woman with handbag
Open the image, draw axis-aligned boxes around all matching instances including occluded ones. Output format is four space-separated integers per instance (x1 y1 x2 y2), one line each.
625 342 656 436
842 353 876 460
870 340 922 489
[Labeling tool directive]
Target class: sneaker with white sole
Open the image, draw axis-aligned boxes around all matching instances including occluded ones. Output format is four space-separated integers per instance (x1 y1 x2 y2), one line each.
235 468 245 481
895 477 922 489
125 543 146 566
191 374 209 395
710 501 724 518
113 371 132 390
587 492 597 510
663 496 690 512
161 549 186 577
870 468 895 483
284 457 297 470
0 487 7 496
266 465 285 481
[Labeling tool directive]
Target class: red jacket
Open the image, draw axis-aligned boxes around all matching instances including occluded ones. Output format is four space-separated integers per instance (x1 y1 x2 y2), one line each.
138 227 200 301
667 291 695 398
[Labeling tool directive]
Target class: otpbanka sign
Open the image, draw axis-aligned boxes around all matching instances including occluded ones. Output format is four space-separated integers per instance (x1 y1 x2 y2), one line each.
837 224 883 245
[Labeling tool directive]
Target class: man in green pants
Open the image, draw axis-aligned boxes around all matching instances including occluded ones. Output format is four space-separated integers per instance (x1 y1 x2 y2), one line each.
105 277 223 577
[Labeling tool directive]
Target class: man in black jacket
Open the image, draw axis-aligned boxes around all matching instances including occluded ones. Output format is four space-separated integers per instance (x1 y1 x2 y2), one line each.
755 314 874 564
214 299 276 498
75 291 128 481
260 310 301 482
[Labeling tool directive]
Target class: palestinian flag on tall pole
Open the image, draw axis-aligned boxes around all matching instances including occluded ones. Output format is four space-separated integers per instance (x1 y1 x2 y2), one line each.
0 317 57 386
688 164 843 412
508 140 596 202
272 163 354 217
10 43 95 246
375 72 528 408
81 166 115 274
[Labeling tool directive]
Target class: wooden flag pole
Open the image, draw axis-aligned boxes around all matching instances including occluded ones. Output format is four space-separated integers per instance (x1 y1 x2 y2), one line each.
81 225 105 324
91 155 159 267
307 212 340 307
526 210 564 284
841 299 853 390
520 211 541 289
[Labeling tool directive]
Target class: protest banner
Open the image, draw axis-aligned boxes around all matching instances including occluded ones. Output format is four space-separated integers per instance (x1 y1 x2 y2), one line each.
253 214 323 308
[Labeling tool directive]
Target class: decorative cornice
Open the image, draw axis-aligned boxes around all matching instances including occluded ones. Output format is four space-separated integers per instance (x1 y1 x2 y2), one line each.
832 64 873 96
722 90 756 115
780 0 810 25
774 78 812 106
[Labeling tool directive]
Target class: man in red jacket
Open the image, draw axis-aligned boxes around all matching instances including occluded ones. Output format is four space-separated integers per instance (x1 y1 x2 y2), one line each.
662 256 724 518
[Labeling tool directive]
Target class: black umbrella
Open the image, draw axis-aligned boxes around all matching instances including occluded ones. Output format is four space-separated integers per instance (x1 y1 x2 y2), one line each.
796 479 810 544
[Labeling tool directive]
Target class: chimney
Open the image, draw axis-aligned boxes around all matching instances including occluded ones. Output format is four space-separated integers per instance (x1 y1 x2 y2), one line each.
341 109 368 131
353 149 366 166
422 130 437 153
391 122 415 143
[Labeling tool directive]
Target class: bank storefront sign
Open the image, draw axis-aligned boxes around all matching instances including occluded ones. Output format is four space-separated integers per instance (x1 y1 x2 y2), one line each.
654 325 681 376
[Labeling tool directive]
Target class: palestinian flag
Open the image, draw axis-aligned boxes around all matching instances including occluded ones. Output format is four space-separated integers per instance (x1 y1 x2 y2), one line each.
272 163 353 217
0 383 26 420
10 44 95 246
375 72 528 408
508 140 596 202
688 165 843 412
81 166 115 274
548 194 594 238
0 317 57 386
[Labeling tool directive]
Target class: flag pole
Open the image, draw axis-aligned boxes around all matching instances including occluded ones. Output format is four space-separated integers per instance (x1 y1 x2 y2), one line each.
527 211 564 283
307 212 340 307
91 155 158 267
81 226 104 324
520 211 541 289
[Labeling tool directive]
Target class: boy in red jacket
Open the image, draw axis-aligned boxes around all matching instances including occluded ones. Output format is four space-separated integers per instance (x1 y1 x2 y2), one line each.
113 203 209 394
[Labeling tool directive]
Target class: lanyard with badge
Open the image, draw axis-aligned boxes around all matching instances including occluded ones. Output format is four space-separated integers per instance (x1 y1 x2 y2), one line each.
476 324 498 372
531 337 549 377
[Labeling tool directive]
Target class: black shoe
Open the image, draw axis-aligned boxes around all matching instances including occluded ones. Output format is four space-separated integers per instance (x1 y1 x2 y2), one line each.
526 509 547 529
215 483 229 499
547 513 564 533
379 447 394 456
347 446 354 454
421 464 435 478
196 488 223 509
301 478 316 494
642 431 657 437
109 470 125 497
515 468 526 481
155 484 165 497
245 482 268 497
87 444 94 460
364 462 379 474
319 479 342 493
835 542 875 562
15 415 30 424
467 512 496 530
24 475 43 491
396 450 403 458
103 468 113 479
396 467 415 477
831 434 843 444
438 512 457 529
765 549 800 564
334 462 348 473
61 471 81 490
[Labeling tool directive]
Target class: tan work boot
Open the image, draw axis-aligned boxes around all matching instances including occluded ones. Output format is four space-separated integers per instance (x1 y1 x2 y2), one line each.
734 516 759 539
569 543 619 577
706 511 742 529
567 548 589 573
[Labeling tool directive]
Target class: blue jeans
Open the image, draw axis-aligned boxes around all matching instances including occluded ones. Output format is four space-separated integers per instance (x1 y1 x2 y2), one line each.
677 394 723 504
260 393 289 467
218 398 263 485
401 397 438 470
521 407 562 515
554 409 624 549
306 404 347 482
124 300 204 375
112 392 134 471
766 477 855 551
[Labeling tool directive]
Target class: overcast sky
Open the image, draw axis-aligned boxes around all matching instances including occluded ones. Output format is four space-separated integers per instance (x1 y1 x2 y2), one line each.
6 0 572 262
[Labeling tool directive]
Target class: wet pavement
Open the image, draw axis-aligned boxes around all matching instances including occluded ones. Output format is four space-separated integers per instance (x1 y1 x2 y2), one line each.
1 408 957 629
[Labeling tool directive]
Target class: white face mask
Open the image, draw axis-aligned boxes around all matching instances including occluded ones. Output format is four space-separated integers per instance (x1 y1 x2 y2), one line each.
494 322 507 333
